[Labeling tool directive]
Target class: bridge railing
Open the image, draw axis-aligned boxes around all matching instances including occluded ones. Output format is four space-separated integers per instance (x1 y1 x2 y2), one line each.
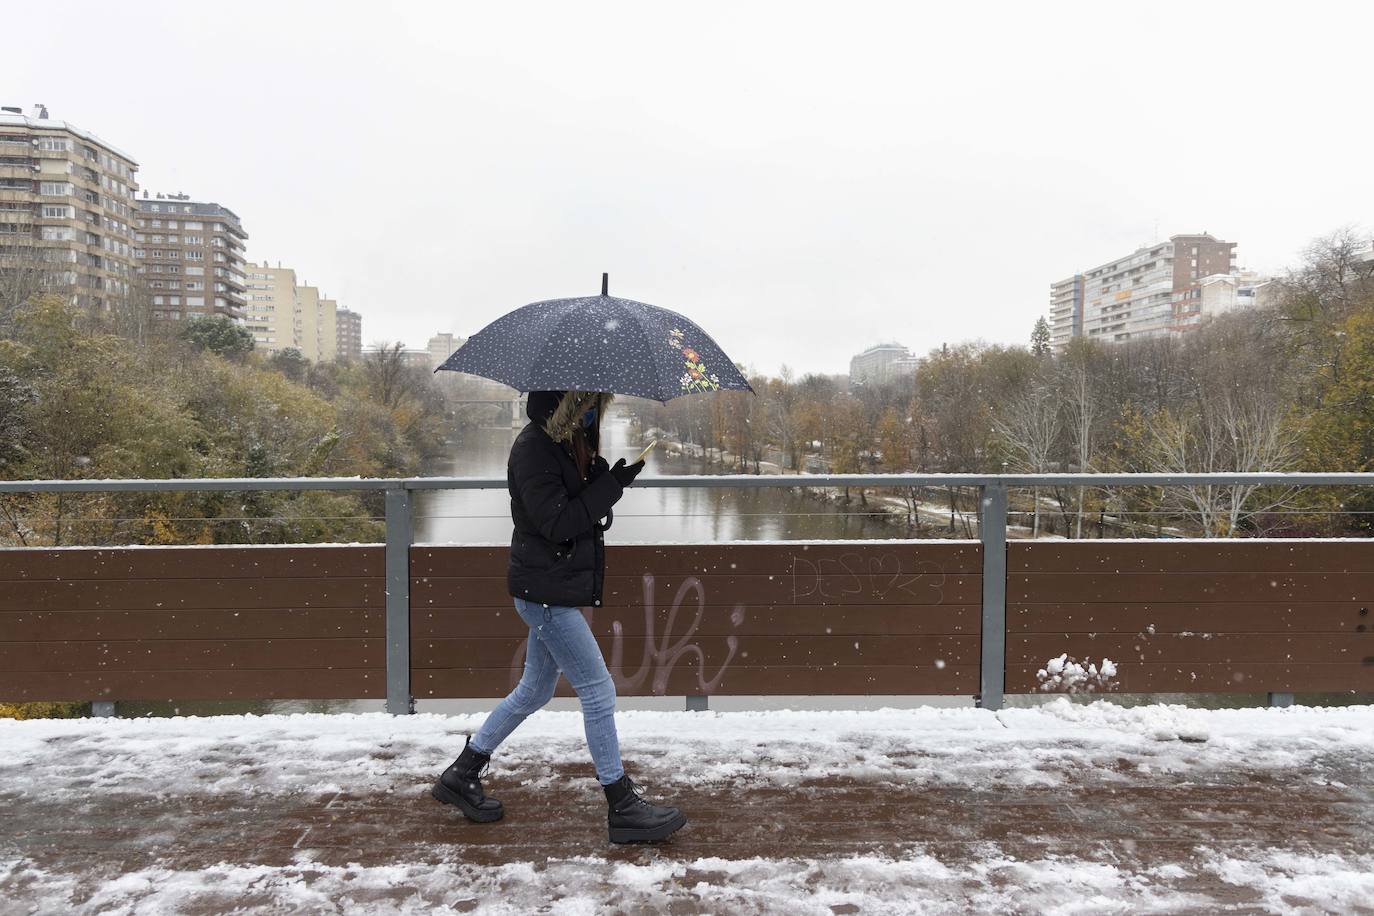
2 473 1371 715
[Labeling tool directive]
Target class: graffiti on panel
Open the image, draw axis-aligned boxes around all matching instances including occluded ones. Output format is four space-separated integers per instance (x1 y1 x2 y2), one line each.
606 574 744 695
506 573 746 695
790 551 946 603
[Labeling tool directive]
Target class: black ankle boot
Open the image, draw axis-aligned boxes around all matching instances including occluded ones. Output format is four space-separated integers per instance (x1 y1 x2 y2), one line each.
433 736 503 823
603 774 686 844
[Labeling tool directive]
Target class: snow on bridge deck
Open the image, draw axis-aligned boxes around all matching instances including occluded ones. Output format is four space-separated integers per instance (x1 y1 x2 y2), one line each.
3 702 1373 914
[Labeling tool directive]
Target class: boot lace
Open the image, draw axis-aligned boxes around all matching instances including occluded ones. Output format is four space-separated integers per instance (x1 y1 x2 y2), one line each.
622 776 654 807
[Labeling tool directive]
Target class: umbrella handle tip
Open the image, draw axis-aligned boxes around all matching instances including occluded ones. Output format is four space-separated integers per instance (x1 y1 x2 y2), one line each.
601 272 608 296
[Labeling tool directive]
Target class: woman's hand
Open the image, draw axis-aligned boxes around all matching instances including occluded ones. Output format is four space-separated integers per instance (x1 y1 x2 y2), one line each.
610 458 645 488
589 454 610 479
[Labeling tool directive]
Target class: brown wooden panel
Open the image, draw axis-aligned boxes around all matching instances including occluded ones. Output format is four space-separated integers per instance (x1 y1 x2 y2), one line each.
415 574 976 608
0 638 383 672
0 667 384 702
0 608 383 642
410 543 983 578
1011 540 1374 573
1010 633 1372 666
1011 572 1374 604
415 664 978 697
1008 662 1374 694
413 605 980 638
0 546 384 580
1009 603 1369 634
412 635 979 669
0 578 384 612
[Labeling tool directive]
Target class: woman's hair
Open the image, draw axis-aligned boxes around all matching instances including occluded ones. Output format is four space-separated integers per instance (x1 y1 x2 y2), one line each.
540 390 612 479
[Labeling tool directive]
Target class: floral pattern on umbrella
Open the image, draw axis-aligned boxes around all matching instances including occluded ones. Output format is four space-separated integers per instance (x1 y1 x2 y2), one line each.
669 327 722 394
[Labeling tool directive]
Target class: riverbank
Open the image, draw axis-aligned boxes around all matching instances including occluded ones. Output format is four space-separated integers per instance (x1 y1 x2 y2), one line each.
634 422 982 537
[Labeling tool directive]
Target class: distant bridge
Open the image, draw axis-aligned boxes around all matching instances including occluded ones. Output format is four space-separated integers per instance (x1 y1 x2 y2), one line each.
449 394 527 426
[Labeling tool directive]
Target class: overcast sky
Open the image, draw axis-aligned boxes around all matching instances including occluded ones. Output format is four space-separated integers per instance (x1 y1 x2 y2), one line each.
11 1 1374 375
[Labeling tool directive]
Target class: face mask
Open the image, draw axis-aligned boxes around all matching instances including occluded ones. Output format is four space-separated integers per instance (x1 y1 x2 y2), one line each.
582 407 597 428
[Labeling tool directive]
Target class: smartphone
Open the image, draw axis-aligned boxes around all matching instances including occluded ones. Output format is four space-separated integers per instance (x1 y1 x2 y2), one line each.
633 439 658 464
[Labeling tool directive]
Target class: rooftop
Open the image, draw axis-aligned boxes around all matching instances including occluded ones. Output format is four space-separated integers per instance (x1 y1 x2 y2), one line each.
136 195 244 225
0 110 139 166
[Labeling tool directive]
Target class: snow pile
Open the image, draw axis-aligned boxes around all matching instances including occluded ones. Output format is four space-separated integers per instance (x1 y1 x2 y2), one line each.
5 848 1373 914
3 701 1372 797
1036 654 1119 693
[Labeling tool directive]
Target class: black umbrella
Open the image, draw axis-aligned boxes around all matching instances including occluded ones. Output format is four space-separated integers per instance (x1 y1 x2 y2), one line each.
435 274 754 402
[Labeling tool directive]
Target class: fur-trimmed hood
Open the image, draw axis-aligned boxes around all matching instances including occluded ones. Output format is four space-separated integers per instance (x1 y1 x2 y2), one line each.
526 390 615 444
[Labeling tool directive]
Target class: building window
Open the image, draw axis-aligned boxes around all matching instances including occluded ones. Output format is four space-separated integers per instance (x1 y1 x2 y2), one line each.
41 205 75 219
187 296 205 306
186 250 204 261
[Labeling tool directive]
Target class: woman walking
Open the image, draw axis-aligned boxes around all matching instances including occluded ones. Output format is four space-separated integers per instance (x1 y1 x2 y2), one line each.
432 389 687 844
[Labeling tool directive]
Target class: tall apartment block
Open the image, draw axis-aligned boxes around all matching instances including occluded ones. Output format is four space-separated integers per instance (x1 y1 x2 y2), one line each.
848 342 919 387
243 261 343 362
315 295 338 363
133 194 247 321
0 105 139 314
336 308 362 361
243 262 294 354
1048 233 1237 352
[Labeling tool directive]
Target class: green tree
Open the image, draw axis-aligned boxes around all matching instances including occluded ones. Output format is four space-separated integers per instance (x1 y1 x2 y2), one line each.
1031 316 1052 357
268 347 308 381
1298 307 1374 531
180 315 255 360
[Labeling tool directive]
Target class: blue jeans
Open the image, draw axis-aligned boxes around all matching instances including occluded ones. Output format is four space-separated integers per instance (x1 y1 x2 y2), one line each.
470 597 625 785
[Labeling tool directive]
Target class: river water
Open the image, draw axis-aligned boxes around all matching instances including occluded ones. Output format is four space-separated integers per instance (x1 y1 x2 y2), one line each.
415 413 900 544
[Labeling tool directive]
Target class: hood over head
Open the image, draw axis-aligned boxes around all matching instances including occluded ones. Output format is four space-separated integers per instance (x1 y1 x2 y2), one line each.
526 390 615 444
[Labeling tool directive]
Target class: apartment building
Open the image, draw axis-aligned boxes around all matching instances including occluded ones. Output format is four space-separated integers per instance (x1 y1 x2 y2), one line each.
336 308 363 361
849 342 919 387
1049 233 1238 352
242 261 343 362
243 262 294 354
134 193 247 321
0 104 139 314
315 296 338 363
428 333 460 370
1173 270 1276 332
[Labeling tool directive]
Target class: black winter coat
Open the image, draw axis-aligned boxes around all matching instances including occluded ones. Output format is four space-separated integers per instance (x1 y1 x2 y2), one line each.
507 391 624 608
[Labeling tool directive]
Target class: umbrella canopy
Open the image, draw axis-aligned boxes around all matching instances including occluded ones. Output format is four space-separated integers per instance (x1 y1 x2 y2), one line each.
436 275 754 402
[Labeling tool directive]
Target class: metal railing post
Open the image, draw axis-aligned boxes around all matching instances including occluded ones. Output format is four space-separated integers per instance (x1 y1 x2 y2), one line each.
978 481 1008 711
385 486 414 715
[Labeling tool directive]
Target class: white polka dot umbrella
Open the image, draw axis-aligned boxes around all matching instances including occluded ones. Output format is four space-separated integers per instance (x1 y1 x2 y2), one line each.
435 274 755 402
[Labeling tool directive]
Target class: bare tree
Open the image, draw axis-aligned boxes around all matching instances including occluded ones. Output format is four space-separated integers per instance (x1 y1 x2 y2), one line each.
360 341 427 411
994 382 1061 537
0 233 74 338
1147 389 1301 536
1059 353 1100 538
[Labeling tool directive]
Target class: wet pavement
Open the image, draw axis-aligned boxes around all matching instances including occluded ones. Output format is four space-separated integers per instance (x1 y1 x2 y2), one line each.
6 761 1374 913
